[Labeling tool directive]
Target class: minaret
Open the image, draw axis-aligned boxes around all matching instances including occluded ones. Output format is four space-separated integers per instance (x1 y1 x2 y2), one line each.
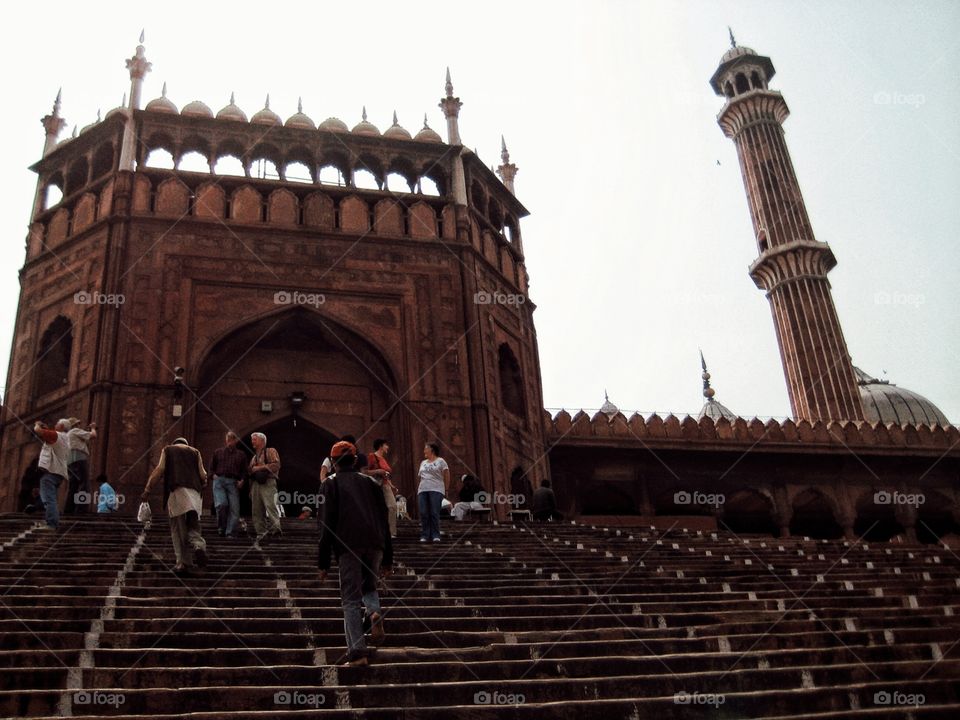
439 67 462 145
496 135 518 194
711 37 865 422
119 31 152 171
439 68 468 205
41 89 66 157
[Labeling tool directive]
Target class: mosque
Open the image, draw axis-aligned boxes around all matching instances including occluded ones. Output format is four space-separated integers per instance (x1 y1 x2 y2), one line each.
1 34 956 544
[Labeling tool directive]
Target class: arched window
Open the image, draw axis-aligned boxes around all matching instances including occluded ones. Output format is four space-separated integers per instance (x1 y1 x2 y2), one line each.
386 172 412 193
65 157 89 196
735 73 750 94
318 165 345 186
178 151 210 173
144 148 175 169
498 343 525 417
250 157 280 180
44 183 64 210
724 82 734 98
751 71 764 89
34 317 72 398
353 168 380 190
419 176 440 196
284 162 313 183
213 155 245 177
91 144 115 179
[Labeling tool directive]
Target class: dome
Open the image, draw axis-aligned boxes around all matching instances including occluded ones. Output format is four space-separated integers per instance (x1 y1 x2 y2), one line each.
352 107 380 136
319 116 349 133
383 111 411 139
146 83 178 114
720 45 757 64
216 93 248 122
251 95 281 126
414 120 442 143
104 104 128 120
600 391 618 418
79 111 101 134
181 100 213 118
855 367 950 427
699 398 737 422
285 98 315 129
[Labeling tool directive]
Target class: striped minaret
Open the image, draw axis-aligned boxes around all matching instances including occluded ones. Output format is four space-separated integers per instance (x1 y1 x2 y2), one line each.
711 35 865 422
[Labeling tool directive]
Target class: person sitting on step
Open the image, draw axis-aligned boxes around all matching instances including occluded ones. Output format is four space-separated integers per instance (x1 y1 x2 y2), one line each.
451 474 486 521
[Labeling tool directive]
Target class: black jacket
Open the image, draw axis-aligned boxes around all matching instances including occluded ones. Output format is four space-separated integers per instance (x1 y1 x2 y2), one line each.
318 471 393 570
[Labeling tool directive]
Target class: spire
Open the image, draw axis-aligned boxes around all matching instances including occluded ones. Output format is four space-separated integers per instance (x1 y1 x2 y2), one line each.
120 30 151 170
728 26 736 48
700 350 716 400
439 67 463 144
362 105 368 121
392 110 399 125
265 94 271 108
496 134 518 196
298 96 303 113
161 81 168 97
96 108 102 122
41 88 67 156
230 91 235 104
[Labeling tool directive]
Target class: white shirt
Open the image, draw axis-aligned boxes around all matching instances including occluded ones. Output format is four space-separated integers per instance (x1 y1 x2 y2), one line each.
38 431 70 478
417 457 449 495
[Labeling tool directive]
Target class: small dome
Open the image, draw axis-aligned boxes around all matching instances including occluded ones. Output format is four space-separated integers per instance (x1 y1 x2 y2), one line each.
319 116 349 133
285 98 315 129
216 93 248 122
181 100 213 118
352 106 380 136
415 123 442 143
383 111 411 139
80 110 102 134
699 398 737 422
146 83 178 114
855 367 950 427
104 104 128 120
600 391 618 418
720 45 757 64
251 95 281 126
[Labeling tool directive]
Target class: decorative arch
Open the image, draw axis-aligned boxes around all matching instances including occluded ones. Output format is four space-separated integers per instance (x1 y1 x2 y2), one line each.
789 487 843 539
721 488 777 536
498 343 525 418
34 316 73 399
65 156 89 196
91 144 115 179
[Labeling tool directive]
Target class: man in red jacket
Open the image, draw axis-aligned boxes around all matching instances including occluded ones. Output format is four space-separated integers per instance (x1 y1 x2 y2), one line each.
318 441 393 666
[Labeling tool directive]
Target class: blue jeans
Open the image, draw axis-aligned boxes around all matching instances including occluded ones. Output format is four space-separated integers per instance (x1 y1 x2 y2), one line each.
212 475 240 536
39 472 64 529
418 491 443 541
337 549 383 661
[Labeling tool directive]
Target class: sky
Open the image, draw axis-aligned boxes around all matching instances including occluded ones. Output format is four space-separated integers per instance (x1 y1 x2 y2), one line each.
2 0 957 422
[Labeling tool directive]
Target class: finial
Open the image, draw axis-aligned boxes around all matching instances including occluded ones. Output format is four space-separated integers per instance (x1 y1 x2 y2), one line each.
71 125 78 138
298 96 303 113
445 67 454 97
700 350 716 400
230 91 235 104
500 134 510 163
52 88 62 115
392 110 399 125
264 94 270 109
362 105 368 121
96 108 102 121
161 81 168 97
122 92 127 107
728 26 736 48
604 389 609 402
139 29 145 44
423 113 430 128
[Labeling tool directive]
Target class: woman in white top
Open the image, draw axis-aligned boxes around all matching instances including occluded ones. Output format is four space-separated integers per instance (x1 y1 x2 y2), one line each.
417 442 449 542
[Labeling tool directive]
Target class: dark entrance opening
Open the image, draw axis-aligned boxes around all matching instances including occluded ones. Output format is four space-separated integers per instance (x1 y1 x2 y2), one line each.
249 416 337 518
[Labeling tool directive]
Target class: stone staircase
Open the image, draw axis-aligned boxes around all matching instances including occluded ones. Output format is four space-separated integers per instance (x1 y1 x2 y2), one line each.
0 513 958 718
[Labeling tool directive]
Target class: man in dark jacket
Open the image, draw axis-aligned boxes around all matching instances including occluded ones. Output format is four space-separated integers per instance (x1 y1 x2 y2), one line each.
532 478 562 522
318 441 393 667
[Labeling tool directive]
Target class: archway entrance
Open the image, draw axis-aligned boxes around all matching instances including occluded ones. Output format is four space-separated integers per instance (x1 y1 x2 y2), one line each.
192 308 405 509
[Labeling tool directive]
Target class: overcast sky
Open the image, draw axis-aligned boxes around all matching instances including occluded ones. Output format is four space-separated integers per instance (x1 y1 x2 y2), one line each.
3 0 957 422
